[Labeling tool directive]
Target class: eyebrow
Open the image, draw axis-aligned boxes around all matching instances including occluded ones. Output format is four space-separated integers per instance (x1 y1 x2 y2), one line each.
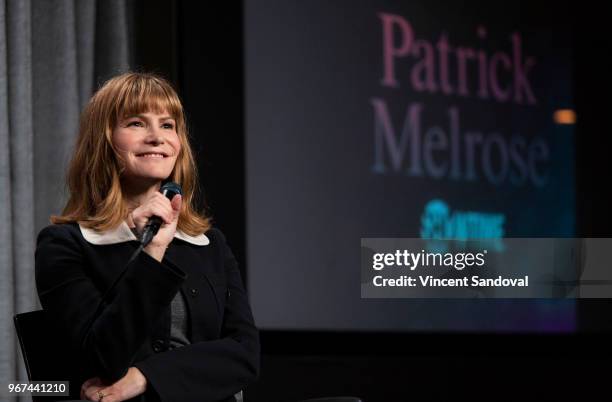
126 114 175 121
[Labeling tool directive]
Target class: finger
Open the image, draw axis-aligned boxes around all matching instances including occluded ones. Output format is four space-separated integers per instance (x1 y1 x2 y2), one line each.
155 205 174 224
81 377 99 388
81 378 101 398
81 380 92 394
84 385 104 401
98 386 119 402
151 191 169 202
152 197 173 212
171 194 182 213
154 191 173 205
146 201 173 224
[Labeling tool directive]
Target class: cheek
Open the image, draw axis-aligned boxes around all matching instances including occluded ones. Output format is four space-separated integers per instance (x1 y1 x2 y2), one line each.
170 136 182 156
112 130 135 153
111 132 138 169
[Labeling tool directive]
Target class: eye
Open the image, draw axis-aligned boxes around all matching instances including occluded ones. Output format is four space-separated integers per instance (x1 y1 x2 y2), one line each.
162 122 175 130
127 120 144 127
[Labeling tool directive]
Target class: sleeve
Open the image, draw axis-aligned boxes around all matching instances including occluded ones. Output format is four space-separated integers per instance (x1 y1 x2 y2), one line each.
35 224 187 382
134 229 260 402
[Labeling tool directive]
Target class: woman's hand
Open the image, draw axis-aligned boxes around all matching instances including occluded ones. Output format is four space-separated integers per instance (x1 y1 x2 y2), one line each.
130 192 182 261
81 367 147 402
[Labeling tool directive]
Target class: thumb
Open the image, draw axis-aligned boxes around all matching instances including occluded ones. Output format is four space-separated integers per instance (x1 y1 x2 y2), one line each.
171 194 182 214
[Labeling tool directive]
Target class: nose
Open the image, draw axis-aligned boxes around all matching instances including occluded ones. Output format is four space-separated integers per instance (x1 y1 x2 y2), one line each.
145 126 165 145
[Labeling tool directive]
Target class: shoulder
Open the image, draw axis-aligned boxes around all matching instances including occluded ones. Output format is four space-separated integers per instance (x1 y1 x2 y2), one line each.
35 223 88 264
204 227 228 244
203 227 237 252
37 222 83 244
35 224 88 283
202 227 237 262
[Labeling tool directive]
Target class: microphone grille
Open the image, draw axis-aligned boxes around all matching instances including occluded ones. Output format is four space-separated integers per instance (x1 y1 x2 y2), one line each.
160 181 182 198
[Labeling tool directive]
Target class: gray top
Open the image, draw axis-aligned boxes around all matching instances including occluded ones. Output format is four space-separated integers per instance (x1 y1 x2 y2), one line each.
169 291 190 349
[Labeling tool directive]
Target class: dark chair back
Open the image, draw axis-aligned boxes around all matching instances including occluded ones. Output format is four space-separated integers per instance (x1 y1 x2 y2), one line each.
14 310 77 401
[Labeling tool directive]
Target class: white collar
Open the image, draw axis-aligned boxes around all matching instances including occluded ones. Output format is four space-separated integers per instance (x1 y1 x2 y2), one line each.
78 221 210 246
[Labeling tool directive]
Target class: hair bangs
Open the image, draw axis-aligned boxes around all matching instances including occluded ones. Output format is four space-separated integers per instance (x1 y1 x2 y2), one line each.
113 76 183 126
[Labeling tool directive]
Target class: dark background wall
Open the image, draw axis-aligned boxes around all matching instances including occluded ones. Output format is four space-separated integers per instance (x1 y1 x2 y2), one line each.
131 1 612 401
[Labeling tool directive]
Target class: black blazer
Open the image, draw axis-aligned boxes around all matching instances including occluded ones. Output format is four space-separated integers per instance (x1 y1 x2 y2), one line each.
35 222 259 402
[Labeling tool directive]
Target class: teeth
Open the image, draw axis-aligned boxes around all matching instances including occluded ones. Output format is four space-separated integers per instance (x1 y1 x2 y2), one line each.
138 153 165 158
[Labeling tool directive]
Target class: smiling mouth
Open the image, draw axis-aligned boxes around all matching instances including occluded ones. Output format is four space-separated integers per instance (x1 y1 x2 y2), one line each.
136 153 168 158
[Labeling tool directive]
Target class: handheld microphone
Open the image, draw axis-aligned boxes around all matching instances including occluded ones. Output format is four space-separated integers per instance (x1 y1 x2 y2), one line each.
140 182 182 247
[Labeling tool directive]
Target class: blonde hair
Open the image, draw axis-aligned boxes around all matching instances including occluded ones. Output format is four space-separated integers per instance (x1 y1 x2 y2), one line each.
52 72 211 236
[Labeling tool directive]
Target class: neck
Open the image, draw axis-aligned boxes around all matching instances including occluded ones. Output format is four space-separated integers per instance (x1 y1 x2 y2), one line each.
122 178 162 211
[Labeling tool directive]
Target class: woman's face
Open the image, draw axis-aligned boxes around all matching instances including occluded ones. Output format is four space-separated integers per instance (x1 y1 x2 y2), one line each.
112 110 181 184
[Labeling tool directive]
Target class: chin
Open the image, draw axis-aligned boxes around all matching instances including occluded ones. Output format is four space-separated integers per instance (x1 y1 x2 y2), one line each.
149 173 173 181
133 171 173 182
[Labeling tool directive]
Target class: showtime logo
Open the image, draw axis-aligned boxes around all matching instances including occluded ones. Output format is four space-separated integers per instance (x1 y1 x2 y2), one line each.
420 199 505 240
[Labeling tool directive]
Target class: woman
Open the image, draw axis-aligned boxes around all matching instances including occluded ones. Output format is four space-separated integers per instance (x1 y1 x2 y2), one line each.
35 72 259 402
